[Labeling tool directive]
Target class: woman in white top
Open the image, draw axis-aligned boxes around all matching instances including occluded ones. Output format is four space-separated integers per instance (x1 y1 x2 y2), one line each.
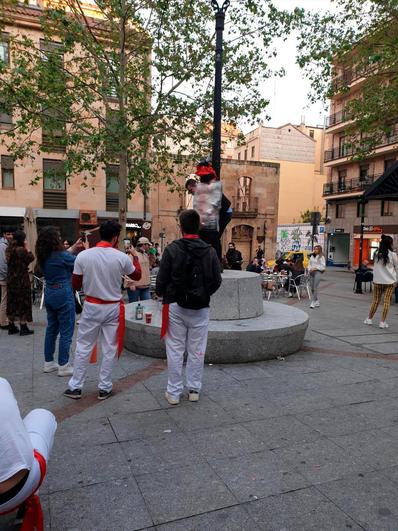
364 234 398 329
309 245 326 309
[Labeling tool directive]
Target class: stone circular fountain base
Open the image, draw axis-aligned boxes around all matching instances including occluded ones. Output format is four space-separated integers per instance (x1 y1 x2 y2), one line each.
124 299 309 364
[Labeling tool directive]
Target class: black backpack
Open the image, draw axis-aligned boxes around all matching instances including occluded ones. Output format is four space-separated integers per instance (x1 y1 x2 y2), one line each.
176 241 210 310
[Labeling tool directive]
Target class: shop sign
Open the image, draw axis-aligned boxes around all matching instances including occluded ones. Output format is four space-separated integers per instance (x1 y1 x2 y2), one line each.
334 228 345 233
126 222 141 228
142 222 152 230
363 225 383 233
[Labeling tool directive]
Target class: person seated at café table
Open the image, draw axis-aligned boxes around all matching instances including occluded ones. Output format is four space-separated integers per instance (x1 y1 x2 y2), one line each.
284 257 305 297
246 258 262 274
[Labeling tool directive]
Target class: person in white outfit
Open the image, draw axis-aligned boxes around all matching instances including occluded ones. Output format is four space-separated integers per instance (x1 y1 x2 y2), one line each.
156 209 222 405
0 378 56 529
309 245 326 309
64 221 141 401
364 234 398 329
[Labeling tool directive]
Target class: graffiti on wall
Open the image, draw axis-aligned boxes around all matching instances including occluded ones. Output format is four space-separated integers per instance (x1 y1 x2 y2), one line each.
278 224 325 252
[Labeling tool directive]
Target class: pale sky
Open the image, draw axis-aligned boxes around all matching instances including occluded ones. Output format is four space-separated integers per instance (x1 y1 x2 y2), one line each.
243 0 334 130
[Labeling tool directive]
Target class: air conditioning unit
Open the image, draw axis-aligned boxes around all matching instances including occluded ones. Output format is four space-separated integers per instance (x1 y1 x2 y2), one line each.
79 210 97 226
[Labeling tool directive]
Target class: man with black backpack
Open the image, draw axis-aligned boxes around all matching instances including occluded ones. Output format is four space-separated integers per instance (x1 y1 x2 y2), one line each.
156 209 222 405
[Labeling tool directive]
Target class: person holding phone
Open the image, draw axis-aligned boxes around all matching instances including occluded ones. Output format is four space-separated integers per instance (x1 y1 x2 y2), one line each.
35 227 85 376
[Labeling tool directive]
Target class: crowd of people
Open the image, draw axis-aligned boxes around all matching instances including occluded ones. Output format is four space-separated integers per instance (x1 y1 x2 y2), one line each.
1 158 398 528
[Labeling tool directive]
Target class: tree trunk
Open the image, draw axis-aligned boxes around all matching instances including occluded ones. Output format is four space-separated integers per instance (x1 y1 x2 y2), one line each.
118 151 128 246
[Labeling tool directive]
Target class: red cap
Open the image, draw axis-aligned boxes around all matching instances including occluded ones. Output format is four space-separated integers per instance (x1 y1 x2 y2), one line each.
195 163 217 179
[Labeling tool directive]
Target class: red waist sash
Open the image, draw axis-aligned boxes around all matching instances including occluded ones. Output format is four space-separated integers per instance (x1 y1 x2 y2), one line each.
0 450 46 531
85 296 125 363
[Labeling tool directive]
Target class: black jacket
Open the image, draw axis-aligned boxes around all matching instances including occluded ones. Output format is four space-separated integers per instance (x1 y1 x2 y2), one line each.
156 238 222 306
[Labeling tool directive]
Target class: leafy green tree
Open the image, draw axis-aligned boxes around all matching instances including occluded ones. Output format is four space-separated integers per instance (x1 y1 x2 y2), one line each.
295 0 398 159
0 0 293 238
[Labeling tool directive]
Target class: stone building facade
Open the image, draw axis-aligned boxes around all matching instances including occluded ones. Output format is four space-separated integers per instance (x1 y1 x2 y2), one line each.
234 122 327 225
323 69 398 267
150 159 280 265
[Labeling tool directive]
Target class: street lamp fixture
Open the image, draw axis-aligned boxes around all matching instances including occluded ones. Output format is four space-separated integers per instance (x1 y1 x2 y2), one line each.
210 0 230 180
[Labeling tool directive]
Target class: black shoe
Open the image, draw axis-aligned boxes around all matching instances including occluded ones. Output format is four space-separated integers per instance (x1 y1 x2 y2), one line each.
98 390 112 401
8 323 19 335
20 324 34 336
63 388 82 400
0 324 8 330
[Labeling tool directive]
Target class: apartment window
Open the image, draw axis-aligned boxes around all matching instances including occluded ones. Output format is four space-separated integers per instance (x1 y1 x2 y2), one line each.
384 158 396 171
381 200 393 217
0 100 12 125
337 169 346 192
43 159 67 209
0 33 9 65
41 108 65 151
237 152 241 161
251 146 255 158
335 203 344 218
106 164 119 211
1 155 14 189
40 40 64 63
244 149 248 161
309 129 315 139
359 163 369 181
43 160 66 190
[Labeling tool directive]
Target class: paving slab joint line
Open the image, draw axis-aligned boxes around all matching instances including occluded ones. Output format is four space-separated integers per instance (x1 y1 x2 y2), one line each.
312 483 368 530
302 346 398 361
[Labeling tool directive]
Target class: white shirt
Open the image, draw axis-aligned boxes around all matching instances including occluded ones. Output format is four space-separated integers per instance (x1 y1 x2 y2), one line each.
373 250 398 285
73 246 134 301
309 254 326 272
0 378 33 482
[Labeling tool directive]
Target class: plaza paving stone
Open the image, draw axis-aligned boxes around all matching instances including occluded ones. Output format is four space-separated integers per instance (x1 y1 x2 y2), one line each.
2 268 398 530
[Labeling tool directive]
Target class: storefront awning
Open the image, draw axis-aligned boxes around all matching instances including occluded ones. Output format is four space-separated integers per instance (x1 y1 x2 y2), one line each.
0 206 25 217
363 161 398 200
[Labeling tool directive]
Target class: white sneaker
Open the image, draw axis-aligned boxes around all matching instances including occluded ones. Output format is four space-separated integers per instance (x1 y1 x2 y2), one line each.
164 392 180 405
310 302 315 309
188 390 200 402
379 321 389 329
43 361 58 373
58 363 74 377
288 293 293 298
364 318 373 325
314 301 320 308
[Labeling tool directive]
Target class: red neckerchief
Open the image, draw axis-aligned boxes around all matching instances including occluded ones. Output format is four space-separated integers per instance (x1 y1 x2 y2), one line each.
96 241 114 248
183 234 199 239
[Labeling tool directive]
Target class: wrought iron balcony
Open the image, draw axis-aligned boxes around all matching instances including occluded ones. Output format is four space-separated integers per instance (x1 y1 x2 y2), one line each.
232 196 258 217
322 174 381 197
325 109 349 128
324 132 398 162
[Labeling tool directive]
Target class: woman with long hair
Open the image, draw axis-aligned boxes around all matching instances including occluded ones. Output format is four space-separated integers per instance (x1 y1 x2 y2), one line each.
36 227 84 376
365 234 398 329
6 230 34 335
309 245 326 309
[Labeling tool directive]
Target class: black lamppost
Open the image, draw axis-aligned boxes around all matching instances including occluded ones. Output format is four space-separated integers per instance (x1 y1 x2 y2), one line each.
210 0 230 180
355 199 367 294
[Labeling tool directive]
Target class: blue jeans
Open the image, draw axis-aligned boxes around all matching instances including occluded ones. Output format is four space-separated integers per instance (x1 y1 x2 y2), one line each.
127 287 151 303
44 287 75 366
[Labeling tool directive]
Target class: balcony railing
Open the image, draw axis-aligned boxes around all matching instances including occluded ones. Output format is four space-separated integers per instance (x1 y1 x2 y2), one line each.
326 109 349 128
106 192 118 212
232 196 258 217
324 132 398 162
331 66 371 92
43 190 67 209
322 174 382 196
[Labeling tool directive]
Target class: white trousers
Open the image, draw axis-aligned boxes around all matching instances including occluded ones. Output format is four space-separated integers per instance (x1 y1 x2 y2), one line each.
0 409 57 514
165 303 209 399
68 301 119 392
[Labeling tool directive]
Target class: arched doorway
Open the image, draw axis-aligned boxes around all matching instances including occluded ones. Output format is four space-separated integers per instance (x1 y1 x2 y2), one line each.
232 224 254 267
